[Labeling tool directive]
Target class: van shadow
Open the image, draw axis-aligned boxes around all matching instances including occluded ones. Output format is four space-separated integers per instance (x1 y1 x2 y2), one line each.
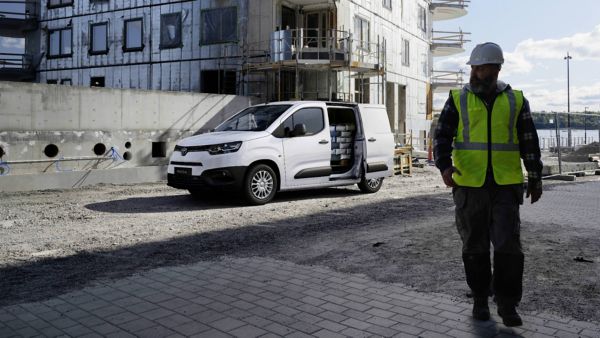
1 193 453 307
85 187 362 213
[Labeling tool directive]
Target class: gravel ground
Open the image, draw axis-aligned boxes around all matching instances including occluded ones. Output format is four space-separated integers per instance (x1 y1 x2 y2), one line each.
1 163 599 323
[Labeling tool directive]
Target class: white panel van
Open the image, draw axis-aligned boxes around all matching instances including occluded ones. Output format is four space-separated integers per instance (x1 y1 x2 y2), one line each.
167 101 395 205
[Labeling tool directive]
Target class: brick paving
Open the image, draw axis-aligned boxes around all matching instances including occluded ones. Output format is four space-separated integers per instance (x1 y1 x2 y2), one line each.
1 256 599 338
2 181 600 337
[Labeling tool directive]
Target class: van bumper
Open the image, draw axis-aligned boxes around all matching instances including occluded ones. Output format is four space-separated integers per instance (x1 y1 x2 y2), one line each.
167 166 247 191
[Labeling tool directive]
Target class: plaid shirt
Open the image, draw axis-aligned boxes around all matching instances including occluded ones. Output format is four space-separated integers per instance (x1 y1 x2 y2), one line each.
434 85 543 184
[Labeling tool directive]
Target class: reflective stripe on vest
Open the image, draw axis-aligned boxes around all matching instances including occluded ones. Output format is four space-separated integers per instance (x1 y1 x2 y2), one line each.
451 87 524 187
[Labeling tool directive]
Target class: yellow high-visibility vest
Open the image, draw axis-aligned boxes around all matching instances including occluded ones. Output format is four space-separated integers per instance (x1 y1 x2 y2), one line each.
450 87 524 187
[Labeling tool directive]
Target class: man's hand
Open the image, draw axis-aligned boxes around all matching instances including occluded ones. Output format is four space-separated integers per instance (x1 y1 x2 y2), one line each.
526 180 542 204
441 167 461 188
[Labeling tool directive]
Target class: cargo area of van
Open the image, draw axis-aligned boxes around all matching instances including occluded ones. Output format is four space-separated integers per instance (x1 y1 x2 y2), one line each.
328 107 357 174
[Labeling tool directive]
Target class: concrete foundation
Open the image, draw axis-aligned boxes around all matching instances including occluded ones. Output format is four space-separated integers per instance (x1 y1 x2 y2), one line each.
0 166 167 192
0 81 257 192
542 162 599 176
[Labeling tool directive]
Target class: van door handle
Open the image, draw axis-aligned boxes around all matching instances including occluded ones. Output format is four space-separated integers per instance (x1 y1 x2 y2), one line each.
319 139 329 144
368 137 377 142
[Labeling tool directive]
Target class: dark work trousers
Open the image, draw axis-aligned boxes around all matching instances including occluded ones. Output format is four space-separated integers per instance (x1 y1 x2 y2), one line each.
453 182 524 306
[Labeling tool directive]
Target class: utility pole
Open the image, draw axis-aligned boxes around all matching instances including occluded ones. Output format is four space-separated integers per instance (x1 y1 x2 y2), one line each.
564 52 572 148
584 106 589 144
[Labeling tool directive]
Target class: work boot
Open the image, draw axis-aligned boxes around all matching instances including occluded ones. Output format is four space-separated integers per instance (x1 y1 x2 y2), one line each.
472 297 490 321
497 304 523 327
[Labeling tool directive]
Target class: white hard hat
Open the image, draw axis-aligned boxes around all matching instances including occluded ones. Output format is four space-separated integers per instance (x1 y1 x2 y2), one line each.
467 42 504 65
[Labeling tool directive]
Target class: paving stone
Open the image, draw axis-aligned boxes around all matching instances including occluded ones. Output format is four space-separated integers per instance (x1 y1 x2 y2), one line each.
209 317 247 332
90 322 121 335
312 329 346 338
3 256 600 338
227 324 267 338
61 324 94 337
263 322 295 336
118 317 156 333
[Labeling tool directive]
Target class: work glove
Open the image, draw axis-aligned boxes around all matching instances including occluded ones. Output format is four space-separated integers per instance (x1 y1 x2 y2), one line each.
526 179 542 204
441 166 461 188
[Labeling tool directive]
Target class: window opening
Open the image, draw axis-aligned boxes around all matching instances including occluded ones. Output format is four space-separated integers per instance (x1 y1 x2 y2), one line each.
201 7 237 44
160 12 182 49
124 18 144 52
90 76 105 87
90 22 109 54
48 27 72 58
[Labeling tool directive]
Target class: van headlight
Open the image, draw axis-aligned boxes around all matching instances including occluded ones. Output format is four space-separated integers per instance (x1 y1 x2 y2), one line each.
208 141 242 155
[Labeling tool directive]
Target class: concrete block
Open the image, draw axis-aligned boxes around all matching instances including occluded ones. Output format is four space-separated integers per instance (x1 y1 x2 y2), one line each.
543 174 576 181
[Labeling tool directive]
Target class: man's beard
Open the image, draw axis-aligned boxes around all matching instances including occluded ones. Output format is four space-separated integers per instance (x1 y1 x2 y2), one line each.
470 75 496 95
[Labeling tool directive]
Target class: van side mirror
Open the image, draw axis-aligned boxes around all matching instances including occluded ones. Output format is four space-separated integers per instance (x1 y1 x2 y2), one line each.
292 123 307 136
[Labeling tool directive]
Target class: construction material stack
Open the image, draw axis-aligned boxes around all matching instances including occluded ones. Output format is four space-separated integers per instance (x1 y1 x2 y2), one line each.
330 124 355 166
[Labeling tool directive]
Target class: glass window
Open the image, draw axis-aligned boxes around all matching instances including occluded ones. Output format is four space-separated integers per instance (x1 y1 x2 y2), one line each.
281 108 324 136
48 0 72 9
402 39 410 66
354 16 369 51
48 27 71 58
47 79 58 84
418 5 427 32
160 12 182 49
215 105 292 132
383 0 392 10
61 29 71 55
124 18 143 52
90 22 108 54
49 30 60 56
60 79 72 85
201 7 237 44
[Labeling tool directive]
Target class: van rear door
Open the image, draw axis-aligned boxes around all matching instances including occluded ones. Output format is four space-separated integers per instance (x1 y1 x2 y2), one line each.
358 104 394 179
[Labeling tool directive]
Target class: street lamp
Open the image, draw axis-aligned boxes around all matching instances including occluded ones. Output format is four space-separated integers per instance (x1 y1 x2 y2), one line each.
584 106 589 144
564 52 572 148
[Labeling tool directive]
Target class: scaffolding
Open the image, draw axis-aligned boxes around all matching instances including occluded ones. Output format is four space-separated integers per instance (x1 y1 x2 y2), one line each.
240 28 386 103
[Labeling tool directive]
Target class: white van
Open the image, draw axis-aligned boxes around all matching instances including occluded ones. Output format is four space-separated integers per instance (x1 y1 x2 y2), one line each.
167 101 395 205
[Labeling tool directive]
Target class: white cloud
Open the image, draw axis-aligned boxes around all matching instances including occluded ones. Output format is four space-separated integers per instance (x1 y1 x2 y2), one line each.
434 55 468 72
0 37 25 50
526 82 600 112
515 24 600 61
501 51 534 76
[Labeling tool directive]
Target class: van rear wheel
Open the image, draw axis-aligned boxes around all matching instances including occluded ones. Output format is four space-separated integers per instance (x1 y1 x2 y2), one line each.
243 164 277 205
357 177 383 193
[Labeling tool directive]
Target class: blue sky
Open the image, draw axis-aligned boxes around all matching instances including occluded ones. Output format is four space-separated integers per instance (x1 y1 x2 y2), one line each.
434 0 600 113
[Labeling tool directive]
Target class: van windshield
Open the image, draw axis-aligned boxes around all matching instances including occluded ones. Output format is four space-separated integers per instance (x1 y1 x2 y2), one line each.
214 105 292 132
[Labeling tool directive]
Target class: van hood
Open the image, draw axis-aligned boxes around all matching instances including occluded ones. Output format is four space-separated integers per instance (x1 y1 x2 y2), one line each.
177 131 270 146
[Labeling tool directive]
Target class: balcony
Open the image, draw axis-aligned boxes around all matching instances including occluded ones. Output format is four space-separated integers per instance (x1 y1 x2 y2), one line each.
0 53 35 81
430 0 469 21
0 1 38 37
245 28 383 75
431 30 470 57
431 70 464 93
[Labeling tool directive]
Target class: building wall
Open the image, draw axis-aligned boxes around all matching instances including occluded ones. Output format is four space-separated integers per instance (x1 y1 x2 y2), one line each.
0 81 255 177
337 0 432 147
38 0 244 91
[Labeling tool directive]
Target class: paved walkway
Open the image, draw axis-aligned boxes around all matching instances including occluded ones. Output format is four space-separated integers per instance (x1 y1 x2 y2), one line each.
1 256 599 338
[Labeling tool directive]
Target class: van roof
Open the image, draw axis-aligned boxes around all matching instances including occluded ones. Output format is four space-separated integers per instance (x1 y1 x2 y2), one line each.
261 101 359 107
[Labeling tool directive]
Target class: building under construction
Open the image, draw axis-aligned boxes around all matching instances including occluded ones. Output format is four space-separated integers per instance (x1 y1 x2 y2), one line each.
1 0 469 151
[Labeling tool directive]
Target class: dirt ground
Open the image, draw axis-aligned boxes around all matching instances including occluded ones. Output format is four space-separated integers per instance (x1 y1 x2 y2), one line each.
1 163 599 323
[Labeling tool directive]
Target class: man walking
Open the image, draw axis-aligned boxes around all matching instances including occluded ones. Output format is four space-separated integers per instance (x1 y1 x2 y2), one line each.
433 42 543 327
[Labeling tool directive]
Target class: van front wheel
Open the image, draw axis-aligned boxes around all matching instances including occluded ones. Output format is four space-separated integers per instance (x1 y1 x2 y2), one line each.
243 164 277 205
357 177 383 193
